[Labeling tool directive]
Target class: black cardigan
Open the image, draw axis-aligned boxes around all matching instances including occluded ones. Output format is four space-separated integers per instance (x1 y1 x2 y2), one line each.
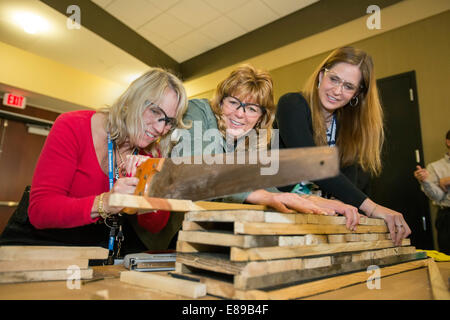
275 92 368 208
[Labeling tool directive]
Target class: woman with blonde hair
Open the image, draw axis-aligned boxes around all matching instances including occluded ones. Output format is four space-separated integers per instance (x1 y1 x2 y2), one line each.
276 46 411 245
0 67 188 256
174 64 361 227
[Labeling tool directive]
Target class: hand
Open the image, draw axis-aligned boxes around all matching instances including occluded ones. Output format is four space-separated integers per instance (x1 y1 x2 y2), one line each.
124 155 151 177
414 165 429 182
438 176 450 192
245 190 335 215
307 195 361 231
368 204 411 246
103 177 139 214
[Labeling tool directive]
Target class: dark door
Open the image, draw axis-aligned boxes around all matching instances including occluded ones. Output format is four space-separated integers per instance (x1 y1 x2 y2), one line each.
0 118 48 233
371 71 434 249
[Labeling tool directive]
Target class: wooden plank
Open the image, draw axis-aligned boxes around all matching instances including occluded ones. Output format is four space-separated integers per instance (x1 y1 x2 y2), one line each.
0 268 93 284
176 252 332 278
184 210 266 222
178 230 279 248
120 271 206 299
173 265 237 299
176 241 228 254
230 239 411 261
148 146 339 201
234 252 426 290
110 194 267 212
427 258 450 300
185 210 385 226
234 258 429 299
328 233 390 243
234 222 388 235
0 259 89 272
0 246 108 261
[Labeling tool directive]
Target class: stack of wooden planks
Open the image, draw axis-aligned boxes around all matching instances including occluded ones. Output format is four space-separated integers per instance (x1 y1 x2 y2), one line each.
0 246 108 284
174 210 428 299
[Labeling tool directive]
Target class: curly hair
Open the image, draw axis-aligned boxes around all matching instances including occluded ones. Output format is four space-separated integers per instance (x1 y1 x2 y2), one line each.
209 64 276 149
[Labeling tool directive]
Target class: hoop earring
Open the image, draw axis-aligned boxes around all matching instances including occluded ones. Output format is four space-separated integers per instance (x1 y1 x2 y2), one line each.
350 96 359 107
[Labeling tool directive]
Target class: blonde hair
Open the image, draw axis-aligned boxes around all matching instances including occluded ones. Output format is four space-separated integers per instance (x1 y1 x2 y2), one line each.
101 67 188 157
210 64 275 149
303 47 384 176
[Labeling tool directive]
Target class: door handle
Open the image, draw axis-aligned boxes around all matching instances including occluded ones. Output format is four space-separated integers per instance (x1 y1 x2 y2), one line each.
415 149 420 164
422 216 427 231
0 201 18 207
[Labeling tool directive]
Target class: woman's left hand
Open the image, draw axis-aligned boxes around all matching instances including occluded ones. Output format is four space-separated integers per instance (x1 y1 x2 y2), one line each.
370 205 412 246
123 155 151 177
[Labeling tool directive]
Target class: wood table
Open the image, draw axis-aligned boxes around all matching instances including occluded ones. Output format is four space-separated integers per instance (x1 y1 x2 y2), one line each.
0 262 448 300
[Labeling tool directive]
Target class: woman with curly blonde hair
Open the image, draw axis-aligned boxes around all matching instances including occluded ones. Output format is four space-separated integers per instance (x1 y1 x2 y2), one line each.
174 64 360 224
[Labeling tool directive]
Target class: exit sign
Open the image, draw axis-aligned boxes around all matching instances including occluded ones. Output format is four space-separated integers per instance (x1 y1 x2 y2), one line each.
3 93 26 109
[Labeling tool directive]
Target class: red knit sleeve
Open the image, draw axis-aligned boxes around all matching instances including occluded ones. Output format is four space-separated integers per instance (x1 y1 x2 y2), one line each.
29 112 101 229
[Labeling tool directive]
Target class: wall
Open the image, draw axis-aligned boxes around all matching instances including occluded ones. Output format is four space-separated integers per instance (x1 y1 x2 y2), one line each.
188 11 450 250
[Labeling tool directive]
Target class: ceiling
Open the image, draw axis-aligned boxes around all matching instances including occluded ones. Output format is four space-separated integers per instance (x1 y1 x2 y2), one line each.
91 0 320 63
0 0 413 112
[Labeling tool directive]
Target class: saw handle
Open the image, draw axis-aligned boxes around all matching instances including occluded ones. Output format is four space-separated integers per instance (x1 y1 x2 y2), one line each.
122 158 165 214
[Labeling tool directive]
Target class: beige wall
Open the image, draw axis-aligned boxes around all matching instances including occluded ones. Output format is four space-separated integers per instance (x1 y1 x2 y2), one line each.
271 11 450 165
190 11 450 165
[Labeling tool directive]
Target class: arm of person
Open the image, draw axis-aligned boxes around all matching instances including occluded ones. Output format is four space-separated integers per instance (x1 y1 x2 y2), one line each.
277 93 411 240
28 114 102 229
415 164 447 202
276 93 367 208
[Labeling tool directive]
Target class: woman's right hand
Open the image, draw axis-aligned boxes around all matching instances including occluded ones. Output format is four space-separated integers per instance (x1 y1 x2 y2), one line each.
306 195 360 231
245 189 335 215
102 177 139 215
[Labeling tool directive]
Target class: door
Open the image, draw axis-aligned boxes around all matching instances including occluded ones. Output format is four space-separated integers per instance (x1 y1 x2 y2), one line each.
371 71 434 249
0 118 48 233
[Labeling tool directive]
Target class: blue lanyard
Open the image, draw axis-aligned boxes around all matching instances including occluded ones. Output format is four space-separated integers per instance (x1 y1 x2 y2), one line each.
107 133 114 190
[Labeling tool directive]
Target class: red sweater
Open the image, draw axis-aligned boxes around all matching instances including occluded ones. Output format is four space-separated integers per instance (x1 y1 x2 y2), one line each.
29 110 169 233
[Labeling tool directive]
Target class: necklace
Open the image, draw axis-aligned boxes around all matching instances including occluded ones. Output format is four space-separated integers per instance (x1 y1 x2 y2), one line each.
115 145 138 177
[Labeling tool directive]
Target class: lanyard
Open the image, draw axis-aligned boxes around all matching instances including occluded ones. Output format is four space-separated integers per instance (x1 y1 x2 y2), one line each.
105 133 124 264
327 114 337 147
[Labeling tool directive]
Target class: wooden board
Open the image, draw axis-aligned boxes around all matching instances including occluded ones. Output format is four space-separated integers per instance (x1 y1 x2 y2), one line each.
184 210 385 226
234 222 388 235
0 259 89 272
120 271 206 299
109 194 266 212
176 248 421 290
178 230 279 248
177 257 428 299
147 146 339 201
0 268 93 284
230 239 411 261
427 258 450 300
0 246 108 261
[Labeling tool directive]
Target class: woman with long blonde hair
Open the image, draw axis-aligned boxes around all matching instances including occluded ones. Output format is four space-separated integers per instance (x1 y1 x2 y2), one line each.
276 47 411 245
1 67 188 255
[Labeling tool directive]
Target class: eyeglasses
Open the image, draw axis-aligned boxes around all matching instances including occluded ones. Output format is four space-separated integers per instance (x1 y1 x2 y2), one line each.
323 68 362 94
144 100 177 129
222 95 265 118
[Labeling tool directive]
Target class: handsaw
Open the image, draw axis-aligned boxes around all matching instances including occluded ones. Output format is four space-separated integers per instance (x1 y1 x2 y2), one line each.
111 146 339 213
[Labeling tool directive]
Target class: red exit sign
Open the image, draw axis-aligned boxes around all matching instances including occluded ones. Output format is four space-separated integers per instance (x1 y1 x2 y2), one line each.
3 93 27 109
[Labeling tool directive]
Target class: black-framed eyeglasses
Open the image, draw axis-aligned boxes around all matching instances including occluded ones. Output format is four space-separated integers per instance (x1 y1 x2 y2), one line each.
144 100 177 129
222 95 265 118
